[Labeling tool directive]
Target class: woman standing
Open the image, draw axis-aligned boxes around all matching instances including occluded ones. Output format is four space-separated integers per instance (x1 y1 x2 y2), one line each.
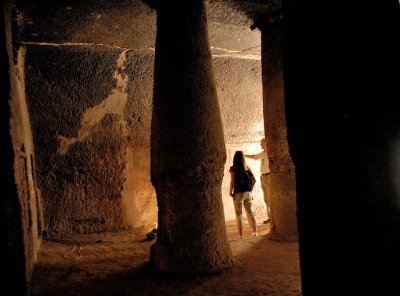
229 151 258 239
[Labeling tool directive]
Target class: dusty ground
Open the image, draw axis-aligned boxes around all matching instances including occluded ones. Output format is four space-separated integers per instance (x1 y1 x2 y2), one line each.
31 217 302 296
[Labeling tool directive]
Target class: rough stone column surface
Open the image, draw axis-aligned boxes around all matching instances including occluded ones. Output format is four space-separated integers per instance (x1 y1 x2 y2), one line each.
262 21 298 240
151 0 233 273
1 2 29 294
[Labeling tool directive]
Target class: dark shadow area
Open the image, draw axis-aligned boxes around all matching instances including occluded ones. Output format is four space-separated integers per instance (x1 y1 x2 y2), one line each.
0 4 29 295
282 1 400 294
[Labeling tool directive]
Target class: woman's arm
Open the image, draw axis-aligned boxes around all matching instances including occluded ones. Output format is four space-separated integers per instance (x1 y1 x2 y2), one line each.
229 171 235 197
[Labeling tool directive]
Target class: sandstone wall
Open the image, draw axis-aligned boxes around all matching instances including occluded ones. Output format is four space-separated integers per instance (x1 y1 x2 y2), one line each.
24 44 264 234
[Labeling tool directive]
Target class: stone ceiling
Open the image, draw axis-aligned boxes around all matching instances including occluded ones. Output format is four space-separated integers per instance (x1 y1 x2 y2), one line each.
15 0 281 59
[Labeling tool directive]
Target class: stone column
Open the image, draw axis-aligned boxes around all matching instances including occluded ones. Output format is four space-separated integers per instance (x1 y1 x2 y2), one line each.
261 17 298 240
150 0 233 273
1 2 29 294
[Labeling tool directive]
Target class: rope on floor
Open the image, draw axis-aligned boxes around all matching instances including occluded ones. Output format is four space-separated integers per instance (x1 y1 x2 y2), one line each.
41 234 131 259
63 243 82 259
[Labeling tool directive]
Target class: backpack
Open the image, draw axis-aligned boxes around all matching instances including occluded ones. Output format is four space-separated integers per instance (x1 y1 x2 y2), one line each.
236 169 256 192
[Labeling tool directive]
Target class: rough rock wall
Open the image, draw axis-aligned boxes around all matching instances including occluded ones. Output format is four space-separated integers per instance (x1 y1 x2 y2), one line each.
123 52 157 229
24 43 263 234
24 45 157 234
1 4 27 294
9 46 43 285
16 0 156 49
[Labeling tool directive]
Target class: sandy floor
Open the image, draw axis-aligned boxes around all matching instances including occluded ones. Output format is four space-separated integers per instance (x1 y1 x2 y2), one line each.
31 217 302 296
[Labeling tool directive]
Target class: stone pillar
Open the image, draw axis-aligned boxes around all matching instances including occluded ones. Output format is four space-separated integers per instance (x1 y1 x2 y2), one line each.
150 0 233 273
1 2 29 294
261 17 298 240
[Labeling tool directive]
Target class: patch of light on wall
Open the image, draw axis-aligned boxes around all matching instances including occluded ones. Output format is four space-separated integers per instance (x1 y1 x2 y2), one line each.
251 121 264 133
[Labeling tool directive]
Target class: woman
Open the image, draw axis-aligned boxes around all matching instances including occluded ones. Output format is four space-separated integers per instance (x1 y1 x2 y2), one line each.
229 151 258 239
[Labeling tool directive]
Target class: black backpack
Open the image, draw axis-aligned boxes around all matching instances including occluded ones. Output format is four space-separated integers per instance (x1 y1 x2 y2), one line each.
236 169 256 192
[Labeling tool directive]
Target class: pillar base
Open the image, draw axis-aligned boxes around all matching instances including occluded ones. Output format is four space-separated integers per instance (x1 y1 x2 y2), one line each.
267 232 298 242
150 240 233 275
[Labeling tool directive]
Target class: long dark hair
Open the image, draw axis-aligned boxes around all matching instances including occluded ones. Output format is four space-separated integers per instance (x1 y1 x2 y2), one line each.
232 151 246 171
